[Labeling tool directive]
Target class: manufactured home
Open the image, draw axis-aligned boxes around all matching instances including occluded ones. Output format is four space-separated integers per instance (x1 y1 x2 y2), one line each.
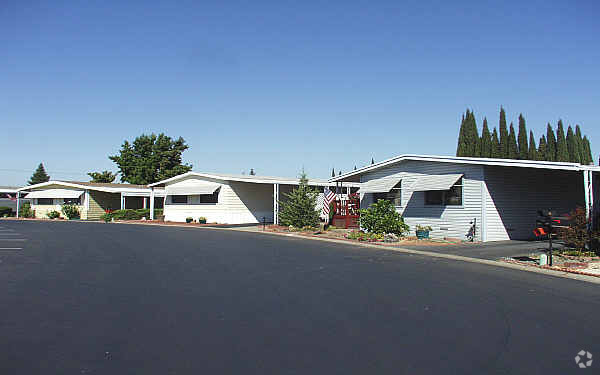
331 155 599 242
16 181 165 220
148 172 359 224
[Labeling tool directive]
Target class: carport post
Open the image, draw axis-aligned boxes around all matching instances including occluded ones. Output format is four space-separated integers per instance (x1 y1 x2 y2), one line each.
16 192 20 218
120 193 125 210
584 170 591 219
149 188 155 220
273 183 279 225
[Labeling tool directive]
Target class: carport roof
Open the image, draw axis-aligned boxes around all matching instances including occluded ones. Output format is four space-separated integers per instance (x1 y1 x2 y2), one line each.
149 172 360 187
330 154 600 182
17 180 156 194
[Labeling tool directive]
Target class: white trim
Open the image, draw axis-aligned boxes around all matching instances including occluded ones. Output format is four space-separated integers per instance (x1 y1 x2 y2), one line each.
17 181 151 194
331 154 600 182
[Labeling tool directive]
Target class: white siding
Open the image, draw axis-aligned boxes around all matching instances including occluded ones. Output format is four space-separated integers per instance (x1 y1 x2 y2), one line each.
361 161 484 241
163 176 274 224
483 166 584 241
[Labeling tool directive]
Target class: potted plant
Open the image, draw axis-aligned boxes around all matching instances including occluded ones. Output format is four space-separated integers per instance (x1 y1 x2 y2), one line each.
415 224 433 239
198 217 207 224
185 217 194 223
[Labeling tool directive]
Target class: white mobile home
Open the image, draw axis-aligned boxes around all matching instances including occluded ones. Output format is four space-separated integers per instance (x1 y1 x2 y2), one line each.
148 172 359 224
331 155 599 242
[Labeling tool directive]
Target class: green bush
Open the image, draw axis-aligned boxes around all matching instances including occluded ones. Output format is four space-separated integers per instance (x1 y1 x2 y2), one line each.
346 230 384 242
19 202 34 218
0 206 13 217
47 210 61 219
61 204 80 219
278 172 320 228
100 212 112 223
105 209 163 221
359 199 409 235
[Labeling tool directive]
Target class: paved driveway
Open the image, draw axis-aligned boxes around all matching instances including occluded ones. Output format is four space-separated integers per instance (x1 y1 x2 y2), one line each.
0 220 598 374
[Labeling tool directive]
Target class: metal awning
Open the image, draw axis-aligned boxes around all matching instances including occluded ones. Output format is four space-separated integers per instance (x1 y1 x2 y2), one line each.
165 184 221 196
358 177 401 193
24 189 84 199
409 174 463 191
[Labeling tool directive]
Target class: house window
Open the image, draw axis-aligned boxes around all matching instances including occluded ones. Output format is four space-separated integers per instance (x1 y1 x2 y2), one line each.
200 191 219 204
424 178 463 206
373 182 402 206
37 198 54 205
63 197 81 205
171 195 188 204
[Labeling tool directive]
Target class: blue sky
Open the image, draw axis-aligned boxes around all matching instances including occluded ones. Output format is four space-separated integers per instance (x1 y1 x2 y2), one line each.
1 0 598 185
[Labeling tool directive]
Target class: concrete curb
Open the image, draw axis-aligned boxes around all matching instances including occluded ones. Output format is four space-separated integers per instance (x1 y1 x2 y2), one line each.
4 218 599 284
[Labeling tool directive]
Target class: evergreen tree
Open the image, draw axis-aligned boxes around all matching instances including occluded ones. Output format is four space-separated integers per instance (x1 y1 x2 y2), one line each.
354 165 357 170
490 128 501 158
456 112 467 156
480 117 492 158
537 136 547 161
555 120 569 162
278 171 320 228
467 111 481 156
507 123 518 159
28 163 51 185
546 123 557 161
528 131 537 160
575 125 585 164
517 114 528 159
249 168 256 176
331 168 335 178
88 170 117 183
566 125 580 163
371 158 374 165
499 107 509 158
582 136 593 165
339 170 342 176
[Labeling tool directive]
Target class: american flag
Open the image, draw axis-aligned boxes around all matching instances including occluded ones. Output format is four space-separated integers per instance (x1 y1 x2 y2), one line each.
321 187 336 218
5 194 17 201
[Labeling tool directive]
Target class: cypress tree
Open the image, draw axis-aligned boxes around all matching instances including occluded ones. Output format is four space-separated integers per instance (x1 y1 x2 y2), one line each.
28 163 51 185
480 117 492 158
582 136 593 165
354 165 357 170
555 120 569 162
499 107 509 158
528 131 537 161
546 123 557 162
371 158 374 165
517 114 528 159
566 125 579 163
537 136 547 161
456 112 467 157
575 125 585 164
465 110 480 157
490 128 501 158
331 168 335 178
507 123 518 159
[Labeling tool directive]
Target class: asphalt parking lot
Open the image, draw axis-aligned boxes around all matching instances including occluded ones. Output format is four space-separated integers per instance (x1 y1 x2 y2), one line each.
0 220 598 374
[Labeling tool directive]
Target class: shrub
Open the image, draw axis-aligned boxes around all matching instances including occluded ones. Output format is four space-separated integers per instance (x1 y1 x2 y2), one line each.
0 206 12 217
186 217 194 223
278 171 320 228
100 212 112 223
19 202 34 218
198 217 207 224
559 207 600 255
47 210 61 219
359 199 409 235
346 230 384 242
61 204 80 219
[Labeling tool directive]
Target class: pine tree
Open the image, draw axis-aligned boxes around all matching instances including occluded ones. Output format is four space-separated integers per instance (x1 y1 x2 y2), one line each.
249 168 256 176
566 125 580 163
371 158 374 165
354 165 357 170
546 123 557 161
480 117 492 158
537 136 547 161
278 171 320 228
575 125 585 164
331 168 335 178
499 107 509 158
517 114 528 159
507 123 518 159
456 112 467 156
28 163 50 185
490 128 501 158
555 120 569 162
582 136 593 165
339 170 342 176
528 131 537 160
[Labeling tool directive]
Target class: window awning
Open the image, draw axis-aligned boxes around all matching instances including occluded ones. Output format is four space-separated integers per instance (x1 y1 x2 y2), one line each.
409 174 463 191
165 184 221 196
358 177 401 193
24 189 84 199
